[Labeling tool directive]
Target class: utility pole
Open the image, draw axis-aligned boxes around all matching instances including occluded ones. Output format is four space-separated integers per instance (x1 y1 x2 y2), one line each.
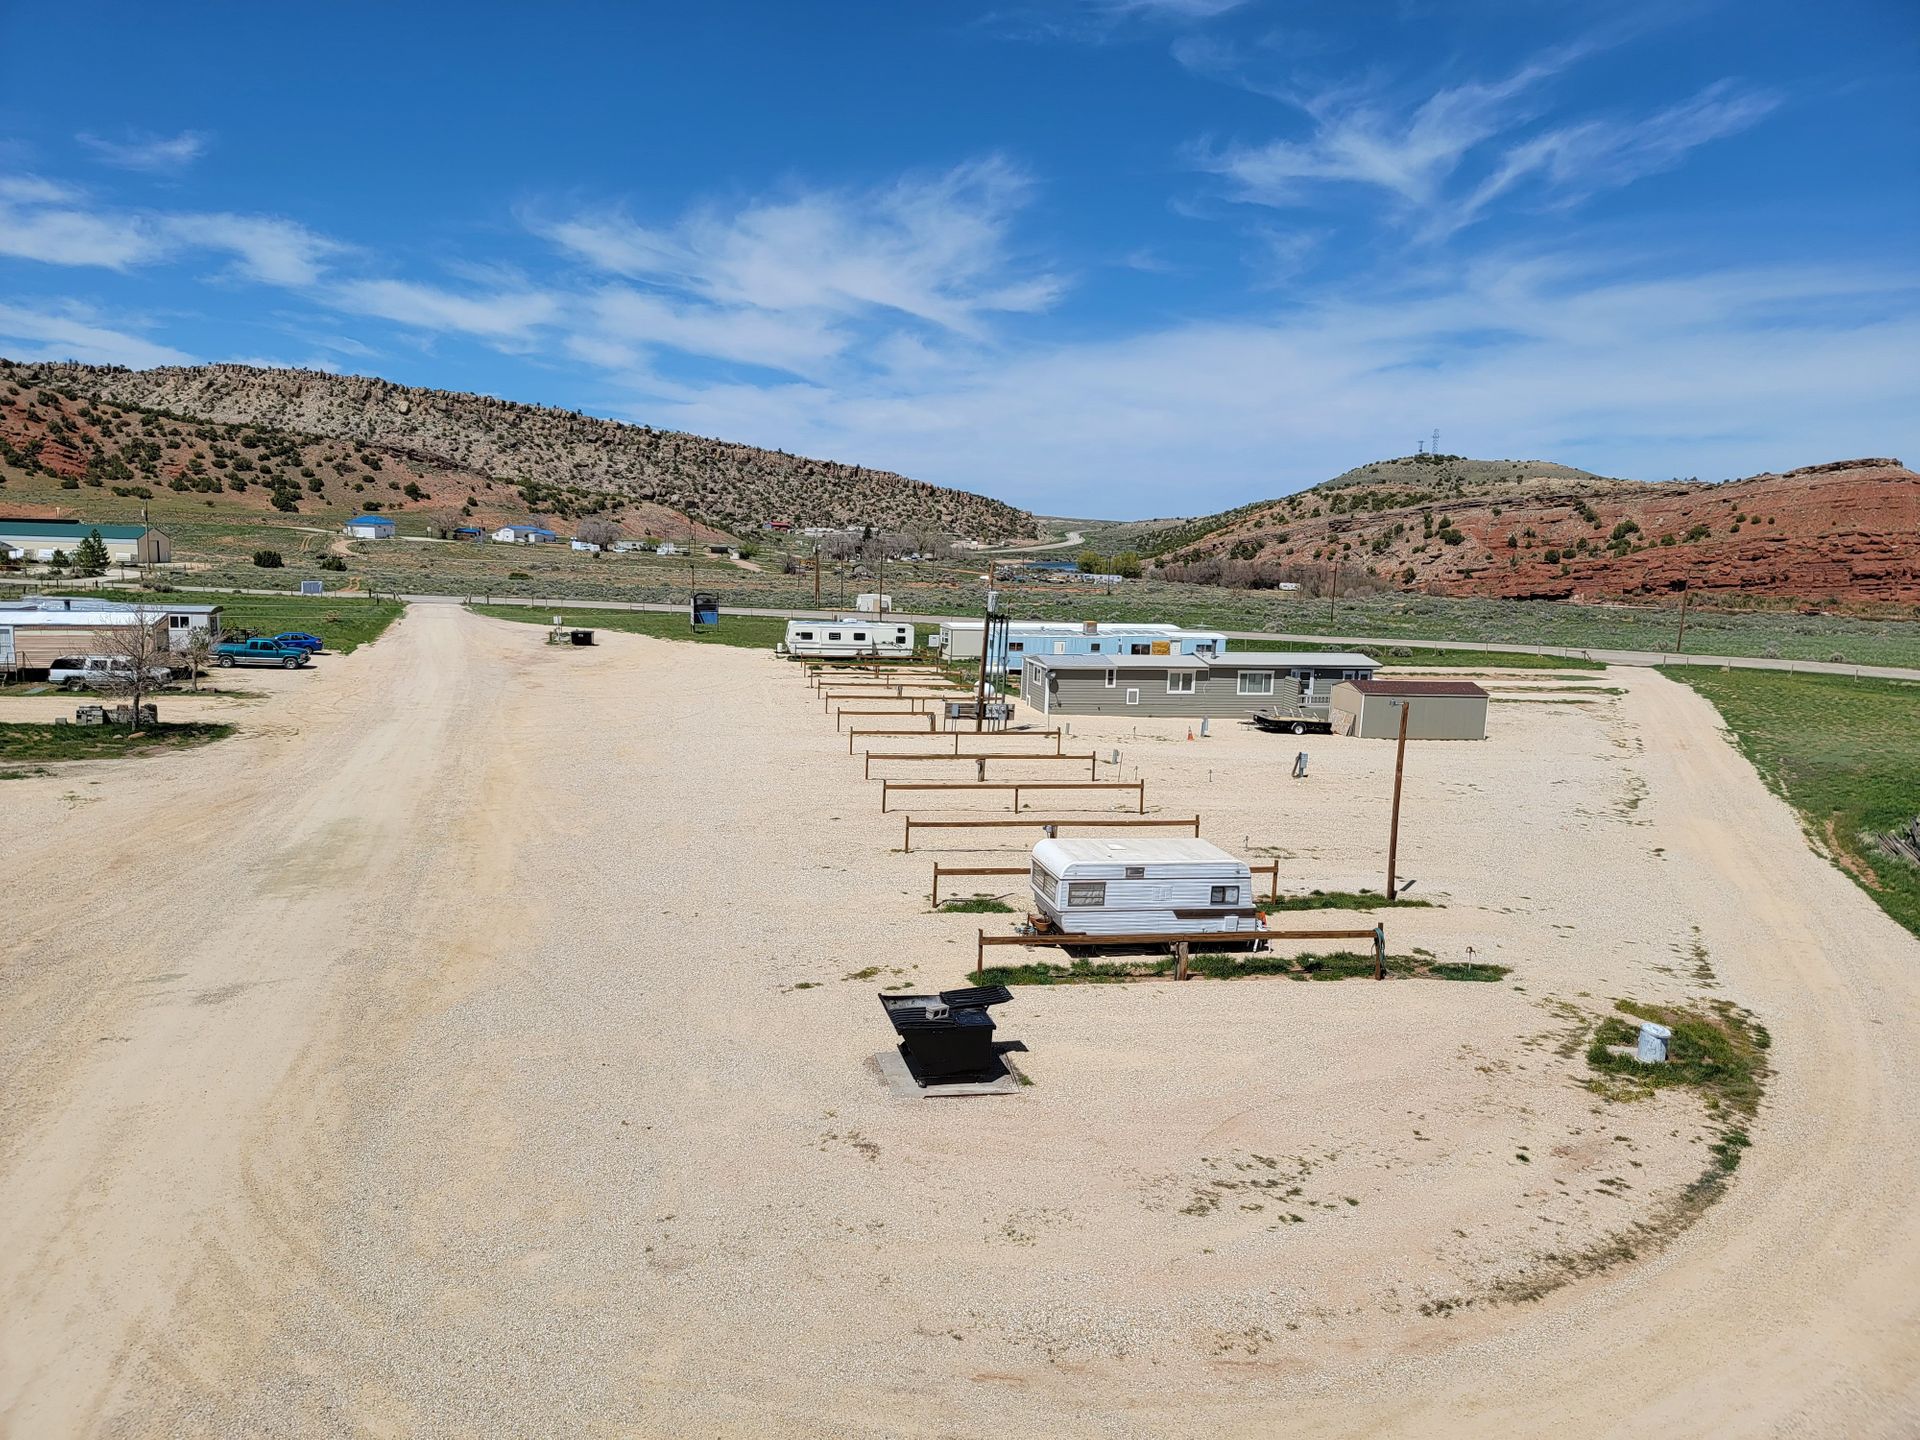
812 547 821 606
974 563 996 734
1386 701 1411 899
1328 561 1340 628
1675 586 1690 655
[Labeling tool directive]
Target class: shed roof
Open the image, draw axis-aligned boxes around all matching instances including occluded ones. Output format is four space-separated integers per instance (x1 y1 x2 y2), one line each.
0 609 161 628
13 595 219 615
346 514 395 526
1023 653 1207 670
1033 836 1242 869
1342 678 1489 698
0 520 157 540
1208 650 1378 668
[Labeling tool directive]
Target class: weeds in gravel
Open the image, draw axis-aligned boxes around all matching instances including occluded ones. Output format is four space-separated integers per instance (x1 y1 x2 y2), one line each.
1261 889 1435 912
938 895 1017 913
973 951 1509 986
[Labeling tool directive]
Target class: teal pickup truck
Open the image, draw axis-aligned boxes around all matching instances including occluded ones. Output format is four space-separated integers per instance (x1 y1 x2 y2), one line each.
213 637 312 669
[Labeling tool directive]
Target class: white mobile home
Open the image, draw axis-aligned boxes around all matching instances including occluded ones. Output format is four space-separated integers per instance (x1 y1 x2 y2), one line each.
1029 837 1258 936
781 617 917 658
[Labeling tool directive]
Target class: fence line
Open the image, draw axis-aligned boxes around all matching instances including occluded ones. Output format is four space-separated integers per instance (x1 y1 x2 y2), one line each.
905 814 1200 854
865 751 1100 780
882 779 1145 814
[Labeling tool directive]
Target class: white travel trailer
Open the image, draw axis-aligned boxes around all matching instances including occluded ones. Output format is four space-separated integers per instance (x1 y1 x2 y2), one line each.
781 617 917 658
1029 837 1258 936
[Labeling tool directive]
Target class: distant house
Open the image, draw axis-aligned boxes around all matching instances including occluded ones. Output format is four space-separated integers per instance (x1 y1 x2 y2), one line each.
766 519 793 532
570 539 602 553
491 524 557 544
657 542 682 556
344 514 396 539
451 526 486 541
0 520 170 565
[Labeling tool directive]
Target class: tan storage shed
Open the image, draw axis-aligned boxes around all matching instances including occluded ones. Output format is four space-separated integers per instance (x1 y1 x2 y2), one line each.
1329 678 1489 740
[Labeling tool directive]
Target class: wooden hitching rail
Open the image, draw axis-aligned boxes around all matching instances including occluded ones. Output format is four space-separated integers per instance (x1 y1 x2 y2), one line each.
882 779 1145 814
865 751 1100 780
904 814 1200 853
835 707 933 730
849 728 1063 756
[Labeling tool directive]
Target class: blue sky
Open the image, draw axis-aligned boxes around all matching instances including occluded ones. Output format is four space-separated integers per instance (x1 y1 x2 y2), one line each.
1 0 1915 518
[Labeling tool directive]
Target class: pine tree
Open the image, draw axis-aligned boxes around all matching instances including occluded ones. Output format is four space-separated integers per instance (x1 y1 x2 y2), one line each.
75 528 110 574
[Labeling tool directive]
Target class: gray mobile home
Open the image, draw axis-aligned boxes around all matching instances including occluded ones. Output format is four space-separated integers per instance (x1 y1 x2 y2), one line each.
1030 837 1258 936
1022 650 1376 719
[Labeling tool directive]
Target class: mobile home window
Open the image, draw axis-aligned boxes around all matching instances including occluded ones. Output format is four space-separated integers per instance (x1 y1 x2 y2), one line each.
1067 881 1106 907
1105 667 1117 688
1089 642 1102 652
169 614 191 629
1130 643 1150 655
828 631 842 641
1008 641 1024 652
1210 884 1241 905
1167 671 1195 695
1125 688 1140 705
852 632 867 641
1237 670 1275 696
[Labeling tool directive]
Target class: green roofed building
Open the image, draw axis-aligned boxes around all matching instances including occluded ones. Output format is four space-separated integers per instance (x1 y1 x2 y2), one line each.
0 520 170 564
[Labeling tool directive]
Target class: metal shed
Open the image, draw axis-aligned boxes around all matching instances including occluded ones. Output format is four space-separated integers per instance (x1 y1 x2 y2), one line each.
1328 678 1490 740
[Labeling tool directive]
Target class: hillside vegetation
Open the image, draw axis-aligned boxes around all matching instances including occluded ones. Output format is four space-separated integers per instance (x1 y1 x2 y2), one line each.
3 359 1034 542
1145 453 1920 607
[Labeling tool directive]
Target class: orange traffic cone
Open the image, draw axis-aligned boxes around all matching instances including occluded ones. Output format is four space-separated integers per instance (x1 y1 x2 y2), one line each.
1187 727 1194 741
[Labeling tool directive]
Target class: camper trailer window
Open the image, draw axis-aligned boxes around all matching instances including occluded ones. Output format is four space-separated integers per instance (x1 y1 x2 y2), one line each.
1210 885 1240 905
1237 671 1275 696
1031 864 1058 900
1067 881 1106 907
1125 866 1145 879
828 631 842 641
1167 672 1195 695
797 631 814 640
853 632 867 641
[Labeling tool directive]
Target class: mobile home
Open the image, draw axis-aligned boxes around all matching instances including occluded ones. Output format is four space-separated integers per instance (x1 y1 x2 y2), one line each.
939 620 1227 674
1029 837 1258 936
1022 650 1377 719
781 617 917 658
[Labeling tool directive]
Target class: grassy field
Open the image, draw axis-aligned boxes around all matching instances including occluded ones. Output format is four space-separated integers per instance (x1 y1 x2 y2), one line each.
38 589 404 654
469 603 789 649
1678 669 1920 939
0 720 233 770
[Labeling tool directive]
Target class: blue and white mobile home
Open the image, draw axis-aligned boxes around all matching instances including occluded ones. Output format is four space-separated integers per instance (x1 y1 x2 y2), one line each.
938 620 1226 673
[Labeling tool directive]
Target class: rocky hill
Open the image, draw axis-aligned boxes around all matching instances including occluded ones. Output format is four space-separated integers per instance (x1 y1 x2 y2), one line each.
2 359 1035 542
1149 453 1920 605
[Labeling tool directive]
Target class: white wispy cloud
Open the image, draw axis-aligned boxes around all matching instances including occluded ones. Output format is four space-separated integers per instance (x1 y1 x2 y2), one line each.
0 300 192 368
161 213 340 285
536 156 1062 339
1197 44 1776 240
77 129 209 173
329 278 561 340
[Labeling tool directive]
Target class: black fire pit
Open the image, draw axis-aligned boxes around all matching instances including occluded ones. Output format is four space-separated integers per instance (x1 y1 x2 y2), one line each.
879 985 1015 1087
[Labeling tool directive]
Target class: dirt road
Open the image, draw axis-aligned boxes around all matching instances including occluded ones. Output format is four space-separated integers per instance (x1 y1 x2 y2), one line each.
1 607 1914 1436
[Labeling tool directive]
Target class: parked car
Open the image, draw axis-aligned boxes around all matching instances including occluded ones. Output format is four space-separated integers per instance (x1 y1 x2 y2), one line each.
47 655 176 691
270 631 324 652
213 637 312 669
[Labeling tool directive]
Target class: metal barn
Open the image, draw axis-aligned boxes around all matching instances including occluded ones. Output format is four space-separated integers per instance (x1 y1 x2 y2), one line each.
1329 678 1490 740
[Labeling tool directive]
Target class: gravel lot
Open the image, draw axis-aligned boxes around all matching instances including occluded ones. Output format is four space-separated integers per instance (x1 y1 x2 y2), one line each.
1 606 1915 1437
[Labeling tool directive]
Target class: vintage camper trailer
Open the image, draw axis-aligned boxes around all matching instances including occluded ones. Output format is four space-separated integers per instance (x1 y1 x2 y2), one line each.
781 617 917 658
1028 837 1258 936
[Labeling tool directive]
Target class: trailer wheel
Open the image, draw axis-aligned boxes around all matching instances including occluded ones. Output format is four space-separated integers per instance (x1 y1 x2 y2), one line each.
1290 721 1307 734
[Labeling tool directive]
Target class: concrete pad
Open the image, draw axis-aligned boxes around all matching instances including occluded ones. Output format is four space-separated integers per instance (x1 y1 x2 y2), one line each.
873 1048 1025 1098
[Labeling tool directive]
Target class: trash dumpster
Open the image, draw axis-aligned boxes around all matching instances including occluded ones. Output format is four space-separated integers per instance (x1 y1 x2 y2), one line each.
690 592 720 627
879 985 1014 1086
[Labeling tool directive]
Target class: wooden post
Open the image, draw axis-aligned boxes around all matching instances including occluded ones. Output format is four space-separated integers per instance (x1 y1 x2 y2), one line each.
932 865 942 906
1386 702 1410 900
1373 923 1387 981
904 816 913 853
976 929 986 982
1175 941 1190 982
1013 784 1022 812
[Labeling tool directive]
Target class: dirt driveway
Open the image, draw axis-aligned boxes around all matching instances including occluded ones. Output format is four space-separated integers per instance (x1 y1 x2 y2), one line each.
0 607 1914 1437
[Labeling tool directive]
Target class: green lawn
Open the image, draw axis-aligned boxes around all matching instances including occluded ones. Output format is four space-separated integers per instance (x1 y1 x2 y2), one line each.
0 720 234 768
38 588 403 654
469 603 791 649
1677 669 1920 939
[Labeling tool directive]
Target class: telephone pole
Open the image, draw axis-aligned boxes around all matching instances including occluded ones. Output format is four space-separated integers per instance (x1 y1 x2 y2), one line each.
1386 701 1411 899
1328 561 1340 627
812 547 821 606
974 563 997 734
1675 586 1690 655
